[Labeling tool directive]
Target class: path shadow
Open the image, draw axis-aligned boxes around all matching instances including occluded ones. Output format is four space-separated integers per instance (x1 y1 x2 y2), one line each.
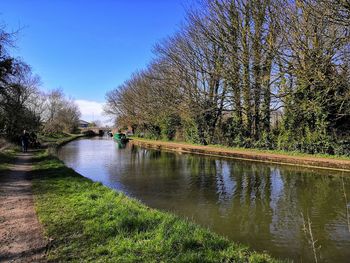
0 245 47 262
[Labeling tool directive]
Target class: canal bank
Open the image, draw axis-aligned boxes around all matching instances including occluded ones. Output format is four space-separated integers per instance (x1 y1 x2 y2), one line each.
39 133 86 148
131 138 350 172
31 150 280 262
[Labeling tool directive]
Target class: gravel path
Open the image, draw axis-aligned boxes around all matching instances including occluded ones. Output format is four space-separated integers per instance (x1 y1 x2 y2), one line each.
0 151 47 263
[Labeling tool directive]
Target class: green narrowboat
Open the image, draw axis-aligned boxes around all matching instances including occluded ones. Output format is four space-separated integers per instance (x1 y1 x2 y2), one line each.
113 133 129 143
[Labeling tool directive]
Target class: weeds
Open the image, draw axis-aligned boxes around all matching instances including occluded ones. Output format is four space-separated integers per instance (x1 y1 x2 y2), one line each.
301 212 320 263
341 178 350 233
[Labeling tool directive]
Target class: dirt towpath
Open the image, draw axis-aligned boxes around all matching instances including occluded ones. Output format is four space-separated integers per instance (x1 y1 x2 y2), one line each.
0 151 47 263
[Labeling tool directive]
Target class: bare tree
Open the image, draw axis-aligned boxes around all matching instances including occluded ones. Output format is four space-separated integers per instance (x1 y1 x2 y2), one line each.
43 89 81 134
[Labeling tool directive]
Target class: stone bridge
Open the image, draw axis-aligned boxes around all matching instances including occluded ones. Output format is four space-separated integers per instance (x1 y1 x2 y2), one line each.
80 127 117 135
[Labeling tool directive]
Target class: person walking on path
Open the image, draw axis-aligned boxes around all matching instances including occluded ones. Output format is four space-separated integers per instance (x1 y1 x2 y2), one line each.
20 130 30 153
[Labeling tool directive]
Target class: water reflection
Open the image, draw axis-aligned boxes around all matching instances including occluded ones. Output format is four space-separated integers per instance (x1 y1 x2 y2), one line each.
58 138 350 262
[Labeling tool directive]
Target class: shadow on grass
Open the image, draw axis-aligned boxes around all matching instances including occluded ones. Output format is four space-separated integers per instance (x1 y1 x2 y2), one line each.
29 153 82 184
0 150 16 174
0 246 47 262
30 153 58 164
0 151 15 163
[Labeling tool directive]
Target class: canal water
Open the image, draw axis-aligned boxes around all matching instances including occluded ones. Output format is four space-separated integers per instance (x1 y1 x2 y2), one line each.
57 137 350 262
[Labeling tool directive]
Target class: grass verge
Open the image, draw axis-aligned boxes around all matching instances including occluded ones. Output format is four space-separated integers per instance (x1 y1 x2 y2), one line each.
32 151 282 263
38 133 85 148
0 148 16 172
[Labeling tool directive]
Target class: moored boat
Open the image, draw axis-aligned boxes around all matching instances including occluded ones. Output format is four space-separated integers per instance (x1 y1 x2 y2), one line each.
113 133 129 143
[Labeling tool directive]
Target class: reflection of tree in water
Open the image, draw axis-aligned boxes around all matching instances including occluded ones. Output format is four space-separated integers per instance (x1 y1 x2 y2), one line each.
268 168 350 262
183 158 350 262
116 147 196 204
116 141 127 149
180 157 276 244
184 156 219 195
148 149 162 159
215 160 236 203
224 163 274 243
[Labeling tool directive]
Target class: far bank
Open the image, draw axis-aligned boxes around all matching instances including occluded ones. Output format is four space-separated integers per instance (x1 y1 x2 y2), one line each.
131 138 350 172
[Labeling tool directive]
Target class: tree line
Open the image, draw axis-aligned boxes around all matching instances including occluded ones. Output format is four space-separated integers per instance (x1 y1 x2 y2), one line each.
105 0 350 155
0 25 81 141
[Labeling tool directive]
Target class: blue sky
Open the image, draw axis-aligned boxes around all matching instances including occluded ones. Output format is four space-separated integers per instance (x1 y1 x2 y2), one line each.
1 0 188 122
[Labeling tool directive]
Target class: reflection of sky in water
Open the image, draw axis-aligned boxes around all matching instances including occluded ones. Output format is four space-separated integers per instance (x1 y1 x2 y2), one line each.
270 169 284 233
58 138 350 263
268 169 300 251
216 161 236 203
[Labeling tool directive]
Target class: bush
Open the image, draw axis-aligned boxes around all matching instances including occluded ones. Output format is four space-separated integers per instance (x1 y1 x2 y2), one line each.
182 118 200 144
332 139 350 156
160 114 181 141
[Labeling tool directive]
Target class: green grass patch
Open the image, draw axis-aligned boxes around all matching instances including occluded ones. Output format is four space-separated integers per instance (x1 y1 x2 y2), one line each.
0 149 16 171
38 133 84 148
38 132 72 142
32 152 282 263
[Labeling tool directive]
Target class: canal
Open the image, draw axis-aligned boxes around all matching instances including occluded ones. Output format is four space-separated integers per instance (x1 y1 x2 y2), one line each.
57 137 350 262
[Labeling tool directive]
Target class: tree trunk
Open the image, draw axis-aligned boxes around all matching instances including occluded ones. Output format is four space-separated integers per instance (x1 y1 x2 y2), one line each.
242 2 252 137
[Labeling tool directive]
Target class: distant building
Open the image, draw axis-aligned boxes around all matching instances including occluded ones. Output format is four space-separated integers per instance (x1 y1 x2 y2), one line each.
79 120 90 128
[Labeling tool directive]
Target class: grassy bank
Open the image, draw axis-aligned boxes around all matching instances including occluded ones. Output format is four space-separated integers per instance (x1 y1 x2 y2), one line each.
132 137 350 160
0 149 16 171
131 138 350 172
32 151 281 262
38 133 85 148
